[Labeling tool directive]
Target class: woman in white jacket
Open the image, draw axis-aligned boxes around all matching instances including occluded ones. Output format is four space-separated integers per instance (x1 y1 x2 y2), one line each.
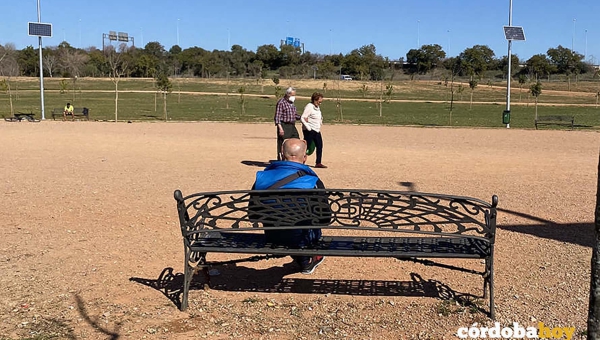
301 92 327 168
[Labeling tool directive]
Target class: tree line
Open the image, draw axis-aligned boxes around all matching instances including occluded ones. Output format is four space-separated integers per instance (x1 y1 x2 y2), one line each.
0 40 596 83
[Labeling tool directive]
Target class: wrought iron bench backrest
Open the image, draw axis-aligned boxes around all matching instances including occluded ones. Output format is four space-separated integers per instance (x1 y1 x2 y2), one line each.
175 189 498 242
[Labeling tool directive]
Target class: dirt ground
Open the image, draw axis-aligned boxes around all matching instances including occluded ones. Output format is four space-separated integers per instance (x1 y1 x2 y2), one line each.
0 120 598 339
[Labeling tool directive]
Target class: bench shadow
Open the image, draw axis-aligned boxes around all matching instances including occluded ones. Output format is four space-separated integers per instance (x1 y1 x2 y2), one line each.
497 207 594 247
241 160 272 167
130 263 483 313
74 294 121 339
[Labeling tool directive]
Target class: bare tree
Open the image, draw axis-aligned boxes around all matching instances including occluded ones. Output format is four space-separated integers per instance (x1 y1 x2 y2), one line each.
43 54 57 77
58 49 89 104
0 44 19 116
106 45 129 122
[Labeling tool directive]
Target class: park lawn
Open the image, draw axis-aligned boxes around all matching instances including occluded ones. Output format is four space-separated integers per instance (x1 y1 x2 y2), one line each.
5 77 600 106
1 88 598 130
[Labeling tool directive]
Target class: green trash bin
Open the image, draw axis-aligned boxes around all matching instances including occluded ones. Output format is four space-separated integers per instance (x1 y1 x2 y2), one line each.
502 110 511 124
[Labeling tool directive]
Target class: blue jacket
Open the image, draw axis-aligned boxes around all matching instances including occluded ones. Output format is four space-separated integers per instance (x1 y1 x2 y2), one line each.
253 161 321 189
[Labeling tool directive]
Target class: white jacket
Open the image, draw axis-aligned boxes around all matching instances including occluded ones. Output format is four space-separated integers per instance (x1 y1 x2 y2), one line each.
301 103 322 132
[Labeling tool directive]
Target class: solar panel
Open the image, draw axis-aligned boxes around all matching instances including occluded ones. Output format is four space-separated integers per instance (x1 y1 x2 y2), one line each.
28 22 52 37
503 26 526 41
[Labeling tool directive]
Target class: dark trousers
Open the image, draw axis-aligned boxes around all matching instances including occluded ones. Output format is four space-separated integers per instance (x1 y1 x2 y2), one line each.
276 123 299 160
265 228 322 266
302 129 324 164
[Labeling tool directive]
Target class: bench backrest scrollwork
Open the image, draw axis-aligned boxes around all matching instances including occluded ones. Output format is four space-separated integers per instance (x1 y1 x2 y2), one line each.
174 189 498 242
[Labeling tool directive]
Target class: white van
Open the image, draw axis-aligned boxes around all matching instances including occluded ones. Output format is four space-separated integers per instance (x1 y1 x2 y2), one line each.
340 75 353 81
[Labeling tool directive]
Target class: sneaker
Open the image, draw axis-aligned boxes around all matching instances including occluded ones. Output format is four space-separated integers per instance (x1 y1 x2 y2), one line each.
315 163 328 169
301 256 325 275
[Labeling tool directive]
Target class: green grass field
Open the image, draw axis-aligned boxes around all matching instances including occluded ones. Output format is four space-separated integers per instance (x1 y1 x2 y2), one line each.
1 77 599 129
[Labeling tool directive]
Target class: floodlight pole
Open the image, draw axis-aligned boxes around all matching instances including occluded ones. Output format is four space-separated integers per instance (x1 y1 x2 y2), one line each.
177 19 180 46
37 0 45 120
505 0 513 129
417 20 420 48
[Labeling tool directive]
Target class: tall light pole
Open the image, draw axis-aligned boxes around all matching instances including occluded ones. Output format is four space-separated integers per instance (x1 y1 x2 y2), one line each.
329 29 332 55
37 0 45 120
585 29 588 61
505 0 513 129
572 18 576 51
176 18 180 46
447 29 450 56
417 20 420 48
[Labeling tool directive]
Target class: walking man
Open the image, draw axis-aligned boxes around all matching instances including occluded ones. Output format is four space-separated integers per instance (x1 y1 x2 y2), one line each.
274 87 300 161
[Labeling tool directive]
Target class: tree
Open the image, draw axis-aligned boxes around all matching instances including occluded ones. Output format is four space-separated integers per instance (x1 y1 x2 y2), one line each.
106 45 129 122
405 44 446 76
498 54 521 79
458 45 496 79
518 75 527 101
468 80 478 110
17 46 38 76
43 53 58 77
155 73 172 121
256 44 281 70
524 54 555 81
547 45 586 90
0 44 19 116
530 81 542 120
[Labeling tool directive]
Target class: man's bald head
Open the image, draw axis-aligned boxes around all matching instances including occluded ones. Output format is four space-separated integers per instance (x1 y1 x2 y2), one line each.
282 138 307 164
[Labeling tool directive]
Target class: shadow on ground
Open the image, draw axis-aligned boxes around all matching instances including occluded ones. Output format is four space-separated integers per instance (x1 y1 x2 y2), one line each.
130 263 484 313
74 294 121 339
241 160 272 167
497 207 593 248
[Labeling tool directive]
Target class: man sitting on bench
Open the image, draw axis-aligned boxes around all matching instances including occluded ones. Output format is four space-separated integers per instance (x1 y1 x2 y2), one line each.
63 102 74 121
250 138 327 274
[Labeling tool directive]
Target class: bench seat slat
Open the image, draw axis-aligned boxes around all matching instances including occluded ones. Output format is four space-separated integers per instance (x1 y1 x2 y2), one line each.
189 233 491 258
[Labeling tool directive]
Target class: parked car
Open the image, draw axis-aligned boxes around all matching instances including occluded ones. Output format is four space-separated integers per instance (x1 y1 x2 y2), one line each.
340 74 353 81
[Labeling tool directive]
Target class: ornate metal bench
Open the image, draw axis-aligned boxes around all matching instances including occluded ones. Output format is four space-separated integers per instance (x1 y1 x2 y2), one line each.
535 115 574 130
174 189 498 318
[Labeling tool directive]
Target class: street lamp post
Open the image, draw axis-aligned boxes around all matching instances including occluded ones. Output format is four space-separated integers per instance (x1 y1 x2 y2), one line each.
37 0 45 120
176 19 180 46
417 20 420 48
585 29 588 61
572 18 576 51
505 0 513 129
447 30 450 56
329 29 332 55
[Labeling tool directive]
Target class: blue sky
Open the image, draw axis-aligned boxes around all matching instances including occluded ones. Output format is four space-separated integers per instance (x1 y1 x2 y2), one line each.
1 0 599 63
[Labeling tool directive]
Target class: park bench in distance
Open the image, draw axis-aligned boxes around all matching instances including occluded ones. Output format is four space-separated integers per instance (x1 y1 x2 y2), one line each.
4 112 39 122
51 107 90 121
174 188 499 318
535 115 574 130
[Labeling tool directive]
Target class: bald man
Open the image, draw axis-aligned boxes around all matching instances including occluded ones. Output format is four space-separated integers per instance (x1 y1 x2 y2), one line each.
251 138 326 274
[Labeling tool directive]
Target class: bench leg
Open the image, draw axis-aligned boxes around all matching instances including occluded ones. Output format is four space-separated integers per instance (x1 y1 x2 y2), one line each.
181 247 193 311
181 247 206 311
483 255 495 319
